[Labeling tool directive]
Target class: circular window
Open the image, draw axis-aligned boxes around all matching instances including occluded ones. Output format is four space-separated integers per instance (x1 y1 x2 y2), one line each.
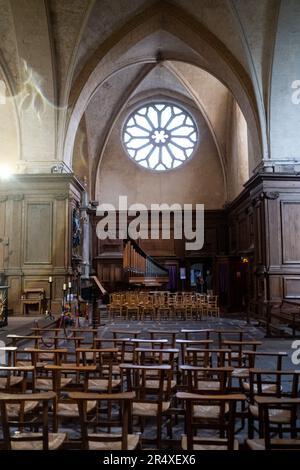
123 102 198 171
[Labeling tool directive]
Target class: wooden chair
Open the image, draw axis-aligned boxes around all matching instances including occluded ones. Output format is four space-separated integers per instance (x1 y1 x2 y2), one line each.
185 348 232 368
76 348 121 393
215 329 246 348
180 365 233 395
17 349 72 391
69 391 140 450
181 329 214 341
176 339 214 365
21 288 46 316
0 346 17 367
0 365 34 393
240 351 288 387
0 391 66 450
177 392 246 450
247 369 300 438
43 364 97 433
247 397 300 450
111 329 141 340
221 340 262 383
149 330 179 348
120 364 172 448
203 295 220 319
7 335 42 349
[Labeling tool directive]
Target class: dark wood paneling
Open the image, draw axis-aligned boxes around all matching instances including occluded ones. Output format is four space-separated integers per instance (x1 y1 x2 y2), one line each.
281 202 300 264
283 277 300 299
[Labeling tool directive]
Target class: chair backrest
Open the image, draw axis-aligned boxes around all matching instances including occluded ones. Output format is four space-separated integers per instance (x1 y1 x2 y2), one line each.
76 347 119 392
180 365 233 393
135 348 179 368
130 338 169 349
148 330 179 347
21 348 69 367
243 351 288 370
0 391 56 450
185 348 232 368
221 340 262 367
43 364 97 394
176 392 246 451
176 339 214 364
181 329 214 340
111 329 141 340
120 364 172 403
69 391 136 450
215 330 246 348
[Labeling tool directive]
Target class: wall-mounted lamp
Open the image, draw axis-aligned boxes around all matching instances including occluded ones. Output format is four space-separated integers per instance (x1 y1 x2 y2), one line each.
241 256 249 264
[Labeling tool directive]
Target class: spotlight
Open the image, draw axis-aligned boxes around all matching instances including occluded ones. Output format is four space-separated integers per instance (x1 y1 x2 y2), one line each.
0 165 13 180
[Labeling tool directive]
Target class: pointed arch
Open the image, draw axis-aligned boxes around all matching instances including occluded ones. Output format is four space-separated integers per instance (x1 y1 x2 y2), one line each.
63 1 263 172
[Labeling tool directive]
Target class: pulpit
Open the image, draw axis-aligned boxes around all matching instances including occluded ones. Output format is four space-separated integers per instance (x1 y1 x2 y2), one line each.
21 288 46 315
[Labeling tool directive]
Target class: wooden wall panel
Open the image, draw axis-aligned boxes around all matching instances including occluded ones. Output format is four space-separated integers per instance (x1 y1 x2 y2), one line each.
53 198 68 268
267 200 281 267
140 239 176 256
238 217 248 251
7 276 21 314
7 198 22 268
283 277 300 299
0 199 6 270
281 202 300 264
269 275 283 300
0 175 83 315
24 202 52 264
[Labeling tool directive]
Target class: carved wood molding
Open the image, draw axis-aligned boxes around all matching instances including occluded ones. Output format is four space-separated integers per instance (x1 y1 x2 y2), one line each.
54 193 69 201
251 191 279 207
9 194 24 201
262 191 280 200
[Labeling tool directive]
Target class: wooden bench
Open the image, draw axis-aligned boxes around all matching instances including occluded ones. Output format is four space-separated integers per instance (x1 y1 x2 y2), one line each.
268 300 300 337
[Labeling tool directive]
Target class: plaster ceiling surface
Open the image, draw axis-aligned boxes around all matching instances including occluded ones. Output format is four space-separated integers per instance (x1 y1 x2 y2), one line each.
0 0 19 87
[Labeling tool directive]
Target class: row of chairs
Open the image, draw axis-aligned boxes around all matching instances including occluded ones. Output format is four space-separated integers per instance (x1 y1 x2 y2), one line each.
108 292 219 321
1 362 299 450
0 325 299 450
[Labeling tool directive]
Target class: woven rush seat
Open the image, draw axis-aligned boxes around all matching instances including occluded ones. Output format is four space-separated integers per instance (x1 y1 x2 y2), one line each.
0 376 24 389
16 361 46 368
88 378 121 391
181 435 239 450
193 403 229 419
242 382 277 393
36 377 72 390
6 400 39 417
246 438 300 451
11 432 67 450
249 404 291 423
87 433 140 451
38 352 57 360
132 401 170 417
145 379 176 390
196 380 221 391
232 368 249 378
57 400 97 417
